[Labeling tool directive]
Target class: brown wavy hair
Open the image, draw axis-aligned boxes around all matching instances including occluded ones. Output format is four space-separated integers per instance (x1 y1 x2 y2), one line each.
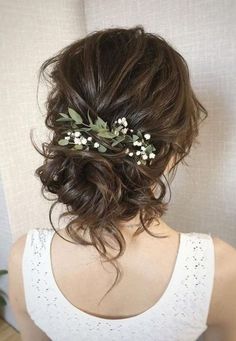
31 25 208 305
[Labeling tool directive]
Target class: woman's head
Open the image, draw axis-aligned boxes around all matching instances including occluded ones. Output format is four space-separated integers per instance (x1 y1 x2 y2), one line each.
31 25 208 303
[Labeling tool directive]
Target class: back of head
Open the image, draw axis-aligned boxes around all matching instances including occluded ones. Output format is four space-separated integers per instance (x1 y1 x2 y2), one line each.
31 25 208 302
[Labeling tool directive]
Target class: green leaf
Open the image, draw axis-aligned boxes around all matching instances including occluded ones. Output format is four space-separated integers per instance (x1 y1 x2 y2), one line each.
56 117 72 122
0 270 8 276
87 111 94 125
68 107 83 124
111 140 122 147
80 127 91 132
145 145 152 153
74 144 83 150
97 131 117 139
116 125 123 132
125 135 133 142
98 145 107 153
95 116 107 129
58 139 69 146
71 123 78 129
59 113 70 119
137 131 143 139
111 135 126 146
90 124 101 132
132 134 139 141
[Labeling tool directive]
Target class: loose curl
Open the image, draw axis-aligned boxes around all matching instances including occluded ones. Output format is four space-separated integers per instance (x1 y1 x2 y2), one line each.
31 25 208 305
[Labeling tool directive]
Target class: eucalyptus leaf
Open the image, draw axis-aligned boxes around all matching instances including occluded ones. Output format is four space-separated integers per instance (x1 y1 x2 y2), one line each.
71 123 78 129
132 134 139 141
59 113 70 119
111 140 122 147
145 145 152 153
80 127 91 132
68 107 83 124
90 124 101 132
87 112 94 125
125 135 133 142
111 135 126 146
97 131 116 138
116 125 123 132
98 145 107 153
96 117 107 129
137 131 143 139
58 139 69 146
56 117 72 122
74 144 83 150
117 135 126 141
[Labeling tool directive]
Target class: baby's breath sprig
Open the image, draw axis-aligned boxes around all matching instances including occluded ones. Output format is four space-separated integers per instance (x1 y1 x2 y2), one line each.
56 107 156 165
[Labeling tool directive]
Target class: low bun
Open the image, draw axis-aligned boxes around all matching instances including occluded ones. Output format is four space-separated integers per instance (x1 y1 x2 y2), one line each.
31 25 208 304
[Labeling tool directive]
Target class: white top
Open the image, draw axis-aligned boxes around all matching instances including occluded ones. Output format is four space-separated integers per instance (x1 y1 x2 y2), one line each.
22 228 215 341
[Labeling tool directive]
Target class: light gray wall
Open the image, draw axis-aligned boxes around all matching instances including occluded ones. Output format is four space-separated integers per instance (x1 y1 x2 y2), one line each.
0 1 235 341
0 173 17 326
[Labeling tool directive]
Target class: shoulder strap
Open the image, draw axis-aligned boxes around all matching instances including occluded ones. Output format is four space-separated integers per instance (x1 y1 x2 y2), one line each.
181 232 215 327
22 228 54 317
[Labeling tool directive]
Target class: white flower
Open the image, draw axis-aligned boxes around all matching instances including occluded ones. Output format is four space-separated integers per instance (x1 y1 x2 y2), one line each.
74 138 81 144
74 131 81 137
137 141 142 146
125 148 130 153
65 136 70 140
114 120 117 124
128 152 134 156
136 150 141 155
142 154 148 160
121 117 128 127
130 129 134 132
81 137 87 145
133 141 139 146
67 131 71 135
144 133 151 140
118 118 122 124
137 160 141 165
121 128 128 134
149 152 155 159
87 136 92 141
141 146 146 151
94 142 100 148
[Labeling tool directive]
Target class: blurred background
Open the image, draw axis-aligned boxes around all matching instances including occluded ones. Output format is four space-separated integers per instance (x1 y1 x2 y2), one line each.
0 0 235 339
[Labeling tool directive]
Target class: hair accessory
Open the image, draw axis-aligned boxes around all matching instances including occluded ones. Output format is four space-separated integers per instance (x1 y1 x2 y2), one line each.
56 107 156 165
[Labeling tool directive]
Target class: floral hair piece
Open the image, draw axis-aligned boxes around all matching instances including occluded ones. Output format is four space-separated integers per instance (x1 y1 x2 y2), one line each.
56 107 156 166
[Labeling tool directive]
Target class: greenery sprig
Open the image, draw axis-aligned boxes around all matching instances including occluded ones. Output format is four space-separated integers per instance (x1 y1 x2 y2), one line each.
56 107 156 165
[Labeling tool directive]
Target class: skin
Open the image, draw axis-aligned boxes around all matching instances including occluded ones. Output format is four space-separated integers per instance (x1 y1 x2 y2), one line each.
8 217 236 340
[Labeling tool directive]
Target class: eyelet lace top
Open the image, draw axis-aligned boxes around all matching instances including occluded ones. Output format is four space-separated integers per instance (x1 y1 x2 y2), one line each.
22 228 215 341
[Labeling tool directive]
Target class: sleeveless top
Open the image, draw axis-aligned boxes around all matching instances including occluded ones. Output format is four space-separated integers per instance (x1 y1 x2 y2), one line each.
22 228 215 341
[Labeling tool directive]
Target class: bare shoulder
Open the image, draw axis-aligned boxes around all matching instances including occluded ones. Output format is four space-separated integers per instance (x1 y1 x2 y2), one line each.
9 233 28 257
8 232 28 313
205 235 236 339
